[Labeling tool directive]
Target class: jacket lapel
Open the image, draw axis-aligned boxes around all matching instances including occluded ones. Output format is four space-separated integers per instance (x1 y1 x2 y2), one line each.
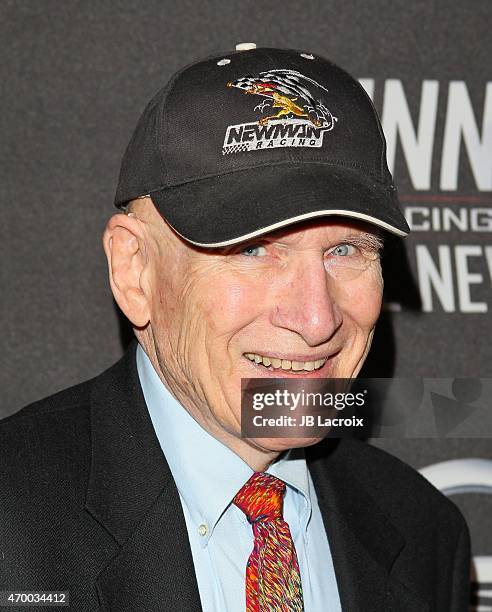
84 339 202 611
306 439 431 611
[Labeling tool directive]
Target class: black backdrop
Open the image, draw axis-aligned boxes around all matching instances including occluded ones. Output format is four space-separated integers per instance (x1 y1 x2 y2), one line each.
2 1 491 608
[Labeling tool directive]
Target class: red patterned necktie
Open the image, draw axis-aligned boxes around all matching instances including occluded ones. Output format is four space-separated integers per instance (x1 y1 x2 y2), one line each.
233 471 304 612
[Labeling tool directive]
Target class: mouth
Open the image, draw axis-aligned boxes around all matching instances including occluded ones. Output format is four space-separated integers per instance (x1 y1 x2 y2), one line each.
242 350 341 378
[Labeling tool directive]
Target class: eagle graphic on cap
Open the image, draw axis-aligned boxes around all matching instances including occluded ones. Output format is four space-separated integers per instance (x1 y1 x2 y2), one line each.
227 68 336 128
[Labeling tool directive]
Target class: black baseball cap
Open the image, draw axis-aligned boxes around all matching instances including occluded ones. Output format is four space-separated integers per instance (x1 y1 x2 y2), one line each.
114 44 410 246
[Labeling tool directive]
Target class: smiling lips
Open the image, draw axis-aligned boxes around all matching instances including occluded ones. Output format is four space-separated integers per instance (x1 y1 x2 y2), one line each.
244 352 327 372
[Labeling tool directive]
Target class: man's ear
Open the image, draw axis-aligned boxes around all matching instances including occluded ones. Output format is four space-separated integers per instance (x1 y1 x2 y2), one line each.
102 212 151 328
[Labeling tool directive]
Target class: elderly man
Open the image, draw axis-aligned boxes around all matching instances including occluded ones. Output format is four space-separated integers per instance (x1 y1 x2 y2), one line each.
1 46 470 611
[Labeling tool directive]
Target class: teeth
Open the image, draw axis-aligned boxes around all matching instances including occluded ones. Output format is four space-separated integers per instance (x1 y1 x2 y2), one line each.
244 353 327 372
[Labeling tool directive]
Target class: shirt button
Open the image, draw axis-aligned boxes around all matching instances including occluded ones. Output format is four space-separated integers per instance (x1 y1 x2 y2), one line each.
198 523 209 537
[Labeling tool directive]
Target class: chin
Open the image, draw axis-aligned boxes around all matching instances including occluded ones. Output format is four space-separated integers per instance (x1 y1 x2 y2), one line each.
253 436 325 453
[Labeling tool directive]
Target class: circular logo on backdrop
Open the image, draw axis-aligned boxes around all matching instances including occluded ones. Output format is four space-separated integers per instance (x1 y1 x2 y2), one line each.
420 458 492 611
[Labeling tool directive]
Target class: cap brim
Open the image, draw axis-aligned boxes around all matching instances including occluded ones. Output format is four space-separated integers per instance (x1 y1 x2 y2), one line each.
150 163 410 247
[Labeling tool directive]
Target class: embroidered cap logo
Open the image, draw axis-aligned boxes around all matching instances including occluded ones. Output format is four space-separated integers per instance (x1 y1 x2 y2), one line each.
223 69 338 155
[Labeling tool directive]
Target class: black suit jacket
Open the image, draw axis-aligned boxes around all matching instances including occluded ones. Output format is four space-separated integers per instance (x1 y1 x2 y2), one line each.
0 339 470 611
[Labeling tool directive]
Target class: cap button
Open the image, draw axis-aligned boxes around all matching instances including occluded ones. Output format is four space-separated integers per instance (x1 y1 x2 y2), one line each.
235 42 257 51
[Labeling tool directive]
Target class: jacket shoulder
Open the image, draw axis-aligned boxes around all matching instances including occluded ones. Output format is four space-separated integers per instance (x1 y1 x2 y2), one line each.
343 438 468 530
0 378 94 480
0 348 131 470
2 379 92 424
335 440 471 609
1 343 135 430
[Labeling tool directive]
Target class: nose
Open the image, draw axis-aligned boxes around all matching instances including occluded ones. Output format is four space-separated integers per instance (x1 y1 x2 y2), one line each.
269 256 343 347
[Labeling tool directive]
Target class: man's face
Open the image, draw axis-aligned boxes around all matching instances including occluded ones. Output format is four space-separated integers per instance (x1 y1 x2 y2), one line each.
146 216 383 455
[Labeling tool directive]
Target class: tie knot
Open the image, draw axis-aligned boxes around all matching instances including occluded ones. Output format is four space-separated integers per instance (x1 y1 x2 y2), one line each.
233 472 286 524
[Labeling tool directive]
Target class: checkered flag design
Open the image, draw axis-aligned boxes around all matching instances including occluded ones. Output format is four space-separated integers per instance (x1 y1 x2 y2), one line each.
222 143 251 155
228 69 335 128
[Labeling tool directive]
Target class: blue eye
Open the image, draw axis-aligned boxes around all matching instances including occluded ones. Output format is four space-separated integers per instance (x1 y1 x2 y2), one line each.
330 244 355 256
240 245 267 257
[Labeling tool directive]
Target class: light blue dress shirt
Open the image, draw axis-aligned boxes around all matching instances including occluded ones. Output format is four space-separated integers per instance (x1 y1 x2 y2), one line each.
136 343 341 612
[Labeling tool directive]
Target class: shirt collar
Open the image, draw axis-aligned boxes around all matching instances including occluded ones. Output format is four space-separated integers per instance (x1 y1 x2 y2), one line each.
136 343 312 545
268 446 310 500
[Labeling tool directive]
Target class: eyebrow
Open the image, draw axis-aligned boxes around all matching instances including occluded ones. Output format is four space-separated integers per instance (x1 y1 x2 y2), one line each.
216 218 387 250
264 230 385 252
341 232 384 252
219 231 384 256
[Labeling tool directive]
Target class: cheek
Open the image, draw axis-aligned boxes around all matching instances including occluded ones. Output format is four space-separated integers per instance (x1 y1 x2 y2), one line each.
187 275 262 428
151 267 182 329
337 267 383 329
200 277 261 337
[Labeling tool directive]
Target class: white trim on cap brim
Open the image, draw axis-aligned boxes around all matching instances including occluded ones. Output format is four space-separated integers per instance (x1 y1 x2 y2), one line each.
170 209 409 248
